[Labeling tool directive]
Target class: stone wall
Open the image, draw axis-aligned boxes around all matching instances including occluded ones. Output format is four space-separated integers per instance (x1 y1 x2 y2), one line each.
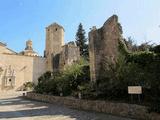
26 92 160 120
59 43 80 70
0 54 46 91
89 15 125 81
45 23 80 72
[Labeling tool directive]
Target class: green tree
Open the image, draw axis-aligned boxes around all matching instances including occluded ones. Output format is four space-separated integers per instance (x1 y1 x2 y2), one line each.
124 37 138 52
150 44 160 53
75 23 88 58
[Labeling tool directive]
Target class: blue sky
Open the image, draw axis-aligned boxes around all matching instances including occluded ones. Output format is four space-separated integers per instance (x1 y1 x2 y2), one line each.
0 0 160 56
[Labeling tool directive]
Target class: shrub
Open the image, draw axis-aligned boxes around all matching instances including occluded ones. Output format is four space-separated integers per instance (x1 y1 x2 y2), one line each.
148 98 160 113
34 58 90 96
56 75 71 96
34 44 160 113
150 45 160 54
94 50 160 104
34 71 57 94
62 58 90 91
76 82 97 99
23 82 35 91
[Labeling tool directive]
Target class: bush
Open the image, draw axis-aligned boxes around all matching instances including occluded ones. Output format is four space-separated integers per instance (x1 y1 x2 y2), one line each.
150 45 160 54
56 75 71 96
34 58 90 96
34 71 58 94
23 82 35 91
34 43 160 113
148 98 160 113
76 82 97 99
93 50 160 104
61 58 90 91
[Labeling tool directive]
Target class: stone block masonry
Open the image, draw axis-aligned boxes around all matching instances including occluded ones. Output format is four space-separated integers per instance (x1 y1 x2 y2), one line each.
45 23 65 72
89 15 126 81
45 23 80 72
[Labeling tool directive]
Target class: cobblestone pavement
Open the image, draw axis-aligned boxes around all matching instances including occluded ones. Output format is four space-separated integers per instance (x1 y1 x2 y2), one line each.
0 92 135 120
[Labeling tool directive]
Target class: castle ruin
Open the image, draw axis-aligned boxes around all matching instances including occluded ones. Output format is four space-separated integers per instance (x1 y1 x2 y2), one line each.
45 23 80 72
0 23 80 91
89 15 125 81
0 14 126 90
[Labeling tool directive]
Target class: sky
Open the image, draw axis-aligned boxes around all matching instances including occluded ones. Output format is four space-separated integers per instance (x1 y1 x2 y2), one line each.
0 0 160 56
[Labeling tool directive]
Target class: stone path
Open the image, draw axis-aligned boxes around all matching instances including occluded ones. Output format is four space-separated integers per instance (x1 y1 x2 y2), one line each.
0 92 135 120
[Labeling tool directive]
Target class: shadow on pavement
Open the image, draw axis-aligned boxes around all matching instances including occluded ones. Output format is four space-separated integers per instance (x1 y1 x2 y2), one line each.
0 96 134 120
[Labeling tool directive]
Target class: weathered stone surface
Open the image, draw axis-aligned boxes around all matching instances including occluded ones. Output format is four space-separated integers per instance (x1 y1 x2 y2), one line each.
89 15 125 81
59 43 80 70
45 23 65 72
45 23 80 72
26 92 160 120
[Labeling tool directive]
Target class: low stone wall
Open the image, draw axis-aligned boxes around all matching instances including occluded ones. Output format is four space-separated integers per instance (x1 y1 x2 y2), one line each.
26 92 160 120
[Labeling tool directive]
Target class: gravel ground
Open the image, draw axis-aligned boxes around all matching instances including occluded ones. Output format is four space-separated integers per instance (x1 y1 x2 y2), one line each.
0 91 136 120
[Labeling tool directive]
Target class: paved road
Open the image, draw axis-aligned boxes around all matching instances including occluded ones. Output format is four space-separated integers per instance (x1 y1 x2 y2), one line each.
0 92 135 120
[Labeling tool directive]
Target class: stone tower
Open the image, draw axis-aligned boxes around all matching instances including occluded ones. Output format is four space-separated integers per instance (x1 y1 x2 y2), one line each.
19 40 38 56
25 40 33 50
45 23 64 72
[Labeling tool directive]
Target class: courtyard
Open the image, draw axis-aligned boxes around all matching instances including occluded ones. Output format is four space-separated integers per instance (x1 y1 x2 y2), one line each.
0 0 160 120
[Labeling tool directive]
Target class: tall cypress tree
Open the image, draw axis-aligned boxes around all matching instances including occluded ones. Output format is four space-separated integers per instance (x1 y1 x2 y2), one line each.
75 23 88 58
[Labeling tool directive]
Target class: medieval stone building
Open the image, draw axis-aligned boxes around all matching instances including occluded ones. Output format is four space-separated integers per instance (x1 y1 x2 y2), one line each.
45 23 80 72
89 15 125 81
0 15 125 90
0 23 80 91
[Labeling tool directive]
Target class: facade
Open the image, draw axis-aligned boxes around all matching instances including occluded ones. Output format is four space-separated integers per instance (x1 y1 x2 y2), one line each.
0 23 80 91
0 41 46 91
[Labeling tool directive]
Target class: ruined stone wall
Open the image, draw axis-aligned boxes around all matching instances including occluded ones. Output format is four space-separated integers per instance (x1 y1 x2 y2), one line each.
59 44 80 70
0 53 46 91
89 15 124 81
